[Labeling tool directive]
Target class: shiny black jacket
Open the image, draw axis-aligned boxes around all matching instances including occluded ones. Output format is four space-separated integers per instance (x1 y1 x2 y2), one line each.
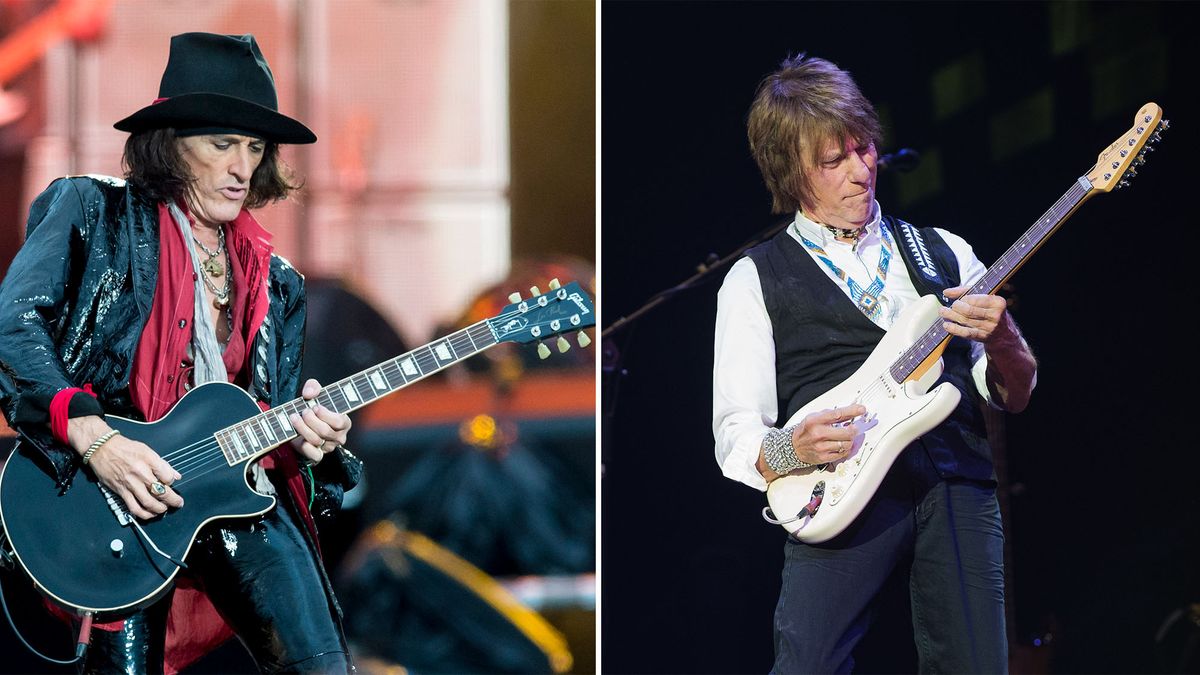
0 176 307 488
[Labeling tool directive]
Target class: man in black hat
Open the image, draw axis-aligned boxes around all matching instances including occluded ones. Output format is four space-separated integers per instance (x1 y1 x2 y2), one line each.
0 33 356 672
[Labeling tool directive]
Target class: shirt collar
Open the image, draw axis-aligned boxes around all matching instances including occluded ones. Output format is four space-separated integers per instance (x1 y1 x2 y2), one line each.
790 200 883 248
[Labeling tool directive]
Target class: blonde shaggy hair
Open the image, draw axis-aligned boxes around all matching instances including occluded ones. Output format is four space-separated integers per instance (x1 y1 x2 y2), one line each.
747 54 883 214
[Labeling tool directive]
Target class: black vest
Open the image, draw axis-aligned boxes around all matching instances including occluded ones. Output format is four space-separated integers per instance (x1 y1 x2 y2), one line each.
745 217 995 481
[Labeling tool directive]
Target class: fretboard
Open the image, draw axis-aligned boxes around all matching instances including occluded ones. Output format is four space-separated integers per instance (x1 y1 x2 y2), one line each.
217 318 499 465
888 176 1094 383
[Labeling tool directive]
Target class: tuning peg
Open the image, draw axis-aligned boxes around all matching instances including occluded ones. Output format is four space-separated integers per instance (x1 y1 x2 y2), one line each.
577 331 592 348
508 292 521 303
1134 154 1146 166
1160 119 1171 130
530 285 541 296
548 278 561 290
1151 132 1162 143
1126 167 1138 178
556 336 571 353
1117 179 1130 189
537 343 551 359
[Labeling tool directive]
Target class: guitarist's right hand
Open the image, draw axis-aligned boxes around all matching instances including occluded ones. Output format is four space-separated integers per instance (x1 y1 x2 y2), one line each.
67 415 185 520
789 404 867 465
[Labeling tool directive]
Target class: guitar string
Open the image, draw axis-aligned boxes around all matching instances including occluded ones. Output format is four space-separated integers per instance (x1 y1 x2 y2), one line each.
887 180 1083 384
157 315 499 466
157 301 571 480
162 327 490 474
821 180 1085 418
164 321 510 480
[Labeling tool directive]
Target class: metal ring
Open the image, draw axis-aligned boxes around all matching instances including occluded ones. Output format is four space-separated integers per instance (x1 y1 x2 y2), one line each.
150 481 167 496
838 440 846 453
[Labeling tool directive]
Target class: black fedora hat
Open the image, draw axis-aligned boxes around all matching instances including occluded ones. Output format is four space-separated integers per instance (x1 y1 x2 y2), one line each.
114 32 316 144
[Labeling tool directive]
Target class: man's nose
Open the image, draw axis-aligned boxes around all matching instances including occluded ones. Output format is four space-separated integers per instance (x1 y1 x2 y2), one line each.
230 147 253 182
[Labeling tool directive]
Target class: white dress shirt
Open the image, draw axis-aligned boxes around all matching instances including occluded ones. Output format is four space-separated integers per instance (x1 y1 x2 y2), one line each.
712 203 1027 491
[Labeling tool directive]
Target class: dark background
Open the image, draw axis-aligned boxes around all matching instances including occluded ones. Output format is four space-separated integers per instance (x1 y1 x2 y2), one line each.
601 2 1199 673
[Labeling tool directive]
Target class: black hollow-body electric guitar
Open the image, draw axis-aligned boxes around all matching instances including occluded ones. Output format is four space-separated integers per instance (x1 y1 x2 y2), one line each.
0 281 594 618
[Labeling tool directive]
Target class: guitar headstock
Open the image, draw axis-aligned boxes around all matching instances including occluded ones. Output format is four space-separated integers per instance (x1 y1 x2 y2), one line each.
489 279 595 358
1085 102 1168 193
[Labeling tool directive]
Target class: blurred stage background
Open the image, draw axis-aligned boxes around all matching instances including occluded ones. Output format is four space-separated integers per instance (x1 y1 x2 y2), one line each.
0 1 595 673
602 2 1198 674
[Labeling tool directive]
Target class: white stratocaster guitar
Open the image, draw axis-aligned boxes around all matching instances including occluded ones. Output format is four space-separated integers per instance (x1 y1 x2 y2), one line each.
765 102 1167 543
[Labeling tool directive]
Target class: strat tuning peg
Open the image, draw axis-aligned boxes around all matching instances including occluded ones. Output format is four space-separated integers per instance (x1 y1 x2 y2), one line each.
556 336 571 353
577 331 592 348
1151 132 1162 143
548 278 561 290
1134 154 1146 167
1126 167 1138 178
537 343 551 359
1117 179 1130 189
1160 119 1171 131
508 292 521 303
529 285 541 297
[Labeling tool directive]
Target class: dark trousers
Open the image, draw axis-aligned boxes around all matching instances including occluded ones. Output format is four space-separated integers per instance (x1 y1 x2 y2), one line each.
772 447 1007 674
83 502 350 674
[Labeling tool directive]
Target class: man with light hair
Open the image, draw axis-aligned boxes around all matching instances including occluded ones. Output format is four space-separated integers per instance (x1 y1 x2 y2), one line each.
713 53 1037 672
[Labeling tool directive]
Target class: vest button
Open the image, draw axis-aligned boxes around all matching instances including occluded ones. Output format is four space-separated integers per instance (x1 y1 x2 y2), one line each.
179 319 187 328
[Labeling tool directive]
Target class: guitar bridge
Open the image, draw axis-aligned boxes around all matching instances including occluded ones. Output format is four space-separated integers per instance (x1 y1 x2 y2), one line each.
99 485 134 526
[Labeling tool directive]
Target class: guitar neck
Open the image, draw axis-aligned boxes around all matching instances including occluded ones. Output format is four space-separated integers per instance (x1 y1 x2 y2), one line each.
889 176 1095 383
217 319 500 465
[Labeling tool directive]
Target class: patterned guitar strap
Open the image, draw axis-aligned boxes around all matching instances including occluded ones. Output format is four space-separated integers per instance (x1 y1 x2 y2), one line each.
885 215 956 305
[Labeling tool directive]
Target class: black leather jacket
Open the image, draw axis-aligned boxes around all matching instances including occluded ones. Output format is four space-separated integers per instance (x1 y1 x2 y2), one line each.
0 176 307 488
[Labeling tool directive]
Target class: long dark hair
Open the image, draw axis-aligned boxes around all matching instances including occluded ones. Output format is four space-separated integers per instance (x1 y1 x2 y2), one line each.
122 128 302 209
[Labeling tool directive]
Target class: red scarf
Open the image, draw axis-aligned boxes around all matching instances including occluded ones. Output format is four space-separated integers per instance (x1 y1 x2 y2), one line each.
112 204 316 673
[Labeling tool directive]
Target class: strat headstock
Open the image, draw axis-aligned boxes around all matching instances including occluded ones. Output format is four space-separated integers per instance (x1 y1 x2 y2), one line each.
1086 102 1168 193
493 278 595 359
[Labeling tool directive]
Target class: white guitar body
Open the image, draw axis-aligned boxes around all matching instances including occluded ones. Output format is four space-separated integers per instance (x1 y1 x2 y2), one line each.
765 294 961 543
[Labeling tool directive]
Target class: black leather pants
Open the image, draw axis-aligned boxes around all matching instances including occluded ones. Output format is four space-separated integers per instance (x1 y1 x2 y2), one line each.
83 503 350 674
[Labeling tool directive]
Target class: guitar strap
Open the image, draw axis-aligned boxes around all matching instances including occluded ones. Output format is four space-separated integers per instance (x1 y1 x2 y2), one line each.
884 215 961 306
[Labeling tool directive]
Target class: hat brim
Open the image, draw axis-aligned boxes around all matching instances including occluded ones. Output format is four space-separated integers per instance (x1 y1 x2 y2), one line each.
114 93 316 144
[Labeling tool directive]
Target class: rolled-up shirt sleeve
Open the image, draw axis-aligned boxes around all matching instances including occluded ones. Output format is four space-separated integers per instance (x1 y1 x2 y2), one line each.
713 257 776 492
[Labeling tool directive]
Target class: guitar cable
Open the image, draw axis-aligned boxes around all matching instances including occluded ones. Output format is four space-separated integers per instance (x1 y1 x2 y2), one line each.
131 520 189 571
0 564 87 665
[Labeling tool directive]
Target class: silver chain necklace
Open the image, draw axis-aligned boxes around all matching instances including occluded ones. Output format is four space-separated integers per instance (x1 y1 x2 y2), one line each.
194 226 226 278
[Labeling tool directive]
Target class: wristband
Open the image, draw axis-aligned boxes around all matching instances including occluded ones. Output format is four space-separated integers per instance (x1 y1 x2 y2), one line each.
762 426 815 475
49 385 102 445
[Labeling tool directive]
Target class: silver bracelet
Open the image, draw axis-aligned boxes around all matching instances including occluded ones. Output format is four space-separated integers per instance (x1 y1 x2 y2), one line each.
762 426 814 475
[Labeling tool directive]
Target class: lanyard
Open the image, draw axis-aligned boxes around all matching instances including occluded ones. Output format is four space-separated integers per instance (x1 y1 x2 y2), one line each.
796 223 894 321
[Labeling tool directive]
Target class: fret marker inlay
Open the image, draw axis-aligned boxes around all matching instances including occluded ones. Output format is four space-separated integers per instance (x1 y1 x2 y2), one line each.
370 370 387 390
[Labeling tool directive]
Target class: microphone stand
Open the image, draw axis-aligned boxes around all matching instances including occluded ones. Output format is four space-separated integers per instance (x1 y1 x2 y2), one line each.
601 218 789 340
600 215 789 473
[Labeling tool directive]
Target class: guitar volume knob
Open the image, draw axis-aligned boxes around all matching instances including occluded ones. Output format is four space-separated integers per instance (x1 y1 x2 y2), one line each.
110 539 124 557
